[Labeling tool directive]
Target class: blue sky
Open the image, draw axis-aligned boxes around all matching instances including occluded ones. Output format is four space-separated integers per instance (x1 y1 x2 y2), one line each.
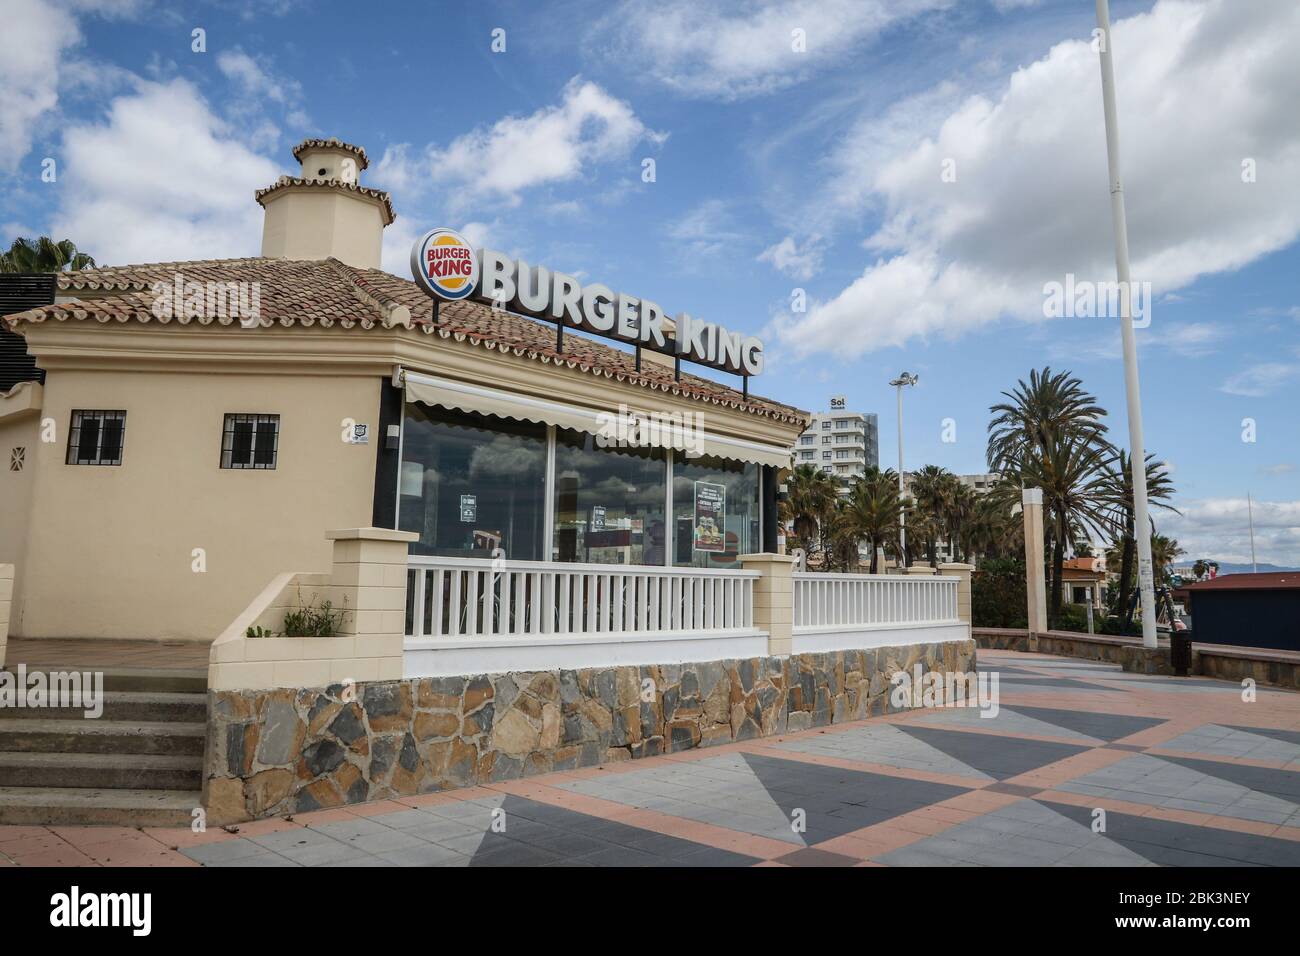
3 0 1298 563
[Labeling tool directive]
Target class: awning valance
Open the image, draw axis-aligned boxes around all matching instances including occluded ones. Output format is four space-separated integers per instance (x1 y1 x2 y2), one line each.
401 369 792 469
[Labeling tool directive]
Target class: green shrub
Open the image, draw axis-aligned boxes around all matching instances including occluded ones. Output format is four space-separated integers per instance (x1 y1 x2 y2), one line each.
1052 603 1090 633
245 625 274 638
972 558 1028 629
1099 615 1142 637
282 590 347 637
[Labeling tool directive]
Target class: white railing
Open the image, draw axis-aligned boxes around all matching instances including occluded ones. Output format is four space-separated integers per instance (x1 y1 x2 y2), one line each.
793 572 959 630
406 555 759 640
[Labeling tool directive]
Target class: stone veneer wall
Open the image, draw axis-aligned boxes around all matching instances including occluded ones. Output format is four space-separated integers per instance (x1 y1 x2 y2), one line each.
974 627 1132 663
204 638 976 823
1196 647 1299 690
973 627 1300 689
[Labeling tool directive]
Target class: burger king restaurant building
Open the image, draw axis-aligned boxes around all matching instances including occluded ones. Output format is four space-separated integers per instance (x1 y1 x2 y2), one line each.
0 139 972 820
1 139 797 637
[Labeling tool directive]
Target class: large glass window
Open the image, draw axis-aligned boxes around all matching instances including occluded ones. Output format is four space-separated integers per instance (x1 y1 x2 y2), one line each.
553 429 665 565
398 404 547 559
672 455 760 570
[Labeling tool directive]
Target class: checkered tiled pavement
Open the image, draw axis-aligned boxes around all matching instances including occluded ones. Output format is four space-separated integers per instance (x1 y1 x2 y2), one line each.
2 649 1297 867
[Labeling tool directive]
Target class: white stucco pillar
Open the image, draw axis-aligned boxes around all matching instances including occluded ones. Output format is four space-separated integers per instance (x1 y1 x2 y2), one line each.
1022 488 1048 635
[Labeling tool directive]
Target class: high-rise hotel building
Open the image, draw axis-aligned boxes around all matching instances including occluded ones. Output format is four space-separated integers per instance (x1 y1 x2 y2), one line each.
790 402 879 492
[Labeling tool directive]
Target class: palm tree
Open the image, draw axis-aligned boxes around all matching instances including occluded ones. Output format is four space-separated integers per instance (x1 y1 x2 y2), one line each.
1192 559 1208 581
1150 535 1184 583
1097 451 1179 628
987 368 1116 629
987 367 1110 473
908 465 955 567
0 237 96 273
779 464 838 563
1013 432 1115 626
967 487 1022 562
943 480 978 563
837 468 901 572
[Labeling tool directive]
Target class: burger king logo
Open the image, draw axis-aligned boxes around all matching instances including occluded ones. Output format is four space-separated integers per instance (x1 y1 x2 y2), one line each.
410 228 479 301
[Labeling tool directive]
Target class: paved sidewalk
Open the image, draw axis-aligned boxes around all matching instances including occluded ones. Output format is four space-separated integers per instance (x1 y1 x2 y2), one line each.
2 649 1297 867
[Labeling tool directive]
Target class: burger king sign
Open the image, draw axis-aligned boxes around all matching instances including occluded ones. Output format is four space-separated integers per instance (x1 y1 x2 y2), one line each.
409 227 764 377
410 228 479 301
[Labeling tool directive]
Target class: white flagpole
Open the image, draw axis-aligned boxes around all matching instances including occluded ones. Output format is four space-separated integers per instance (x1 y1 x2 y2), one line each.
1095 0 1158 648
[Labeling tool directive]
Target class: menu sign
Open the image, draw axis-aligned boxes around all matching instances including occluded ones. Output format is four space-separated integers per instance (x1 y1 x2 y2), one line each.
693 481 725 553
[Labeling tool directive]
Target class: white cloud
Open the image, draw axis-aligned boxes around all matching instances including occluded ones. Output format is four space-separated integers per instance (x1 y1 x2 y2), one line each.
668 200 745 260
0 0 153 175
758 235 826 280
591 0 953 100
373 143 418 194
382 78 660 211
778 0 1300 358
1161 497 1300 566
1047 320 1230 362
0 0 80 173
1218 362 1300 398
48 78 281 265
991 0 1042 11
216 49 300 106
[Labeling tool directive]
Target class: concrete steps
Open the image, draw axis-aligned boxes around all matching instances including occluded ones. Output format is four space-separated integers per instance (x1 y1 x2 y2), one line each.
0 719 207 756
0 666 207 825
0 787 199 827
0 691 207 723
0 751 203 791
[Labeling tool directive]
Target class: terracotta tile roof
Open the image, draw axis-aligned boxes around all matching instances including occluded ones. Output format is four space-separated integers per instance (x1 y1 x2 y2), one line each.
255 177 396 224
2 257 806 424
291 137 369 170
1062 557 1105 572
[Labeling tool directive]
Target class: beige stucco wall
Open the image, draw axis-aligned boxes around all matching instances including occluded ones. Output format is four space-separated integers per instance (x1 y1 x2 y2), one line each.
14 361 379 641
0 383 41 631
261 188 386 268
7 314 803 643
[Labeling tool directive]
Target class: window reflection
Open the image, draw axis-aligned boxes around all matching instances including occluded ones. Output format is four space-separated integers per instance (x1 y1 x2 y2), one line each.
552 428 666 565
398 404 547 559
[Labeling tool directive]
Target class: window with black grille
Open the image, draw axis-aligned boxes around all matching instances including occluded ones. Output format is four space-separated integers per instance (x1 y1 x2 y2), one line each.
66 410 126 465
221 413 279 469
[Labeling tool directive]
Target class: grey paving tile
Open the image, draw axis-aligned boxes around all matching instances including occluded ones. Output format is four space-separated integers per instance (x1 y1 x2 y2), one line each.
341 828 431 855
1043 800 1300 866
893 724 1090 780
248 828 343 854
377 842 471 867
365 808 443 829
183 838 276 865
206 852 303 867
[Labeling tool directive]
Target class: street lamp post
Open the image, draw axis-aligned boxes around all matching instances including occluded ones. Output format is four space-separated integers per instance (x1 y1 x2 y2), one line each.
890 372 918 569
1094 0 1157 649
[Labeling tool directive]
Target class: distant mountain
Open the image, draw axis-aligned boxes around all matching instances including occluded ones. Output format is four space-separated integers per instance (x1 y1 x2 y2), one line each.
1186 560 1300 575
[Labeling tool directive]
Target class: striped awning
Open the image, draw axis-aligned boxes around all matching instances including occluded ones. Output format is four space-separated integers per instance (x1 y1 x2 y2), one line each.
400 369 792 469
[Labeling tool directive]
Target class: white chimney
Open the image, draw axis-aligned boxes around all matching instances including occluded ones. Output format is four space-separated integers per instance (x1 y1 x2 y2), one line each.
256 138 394 269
